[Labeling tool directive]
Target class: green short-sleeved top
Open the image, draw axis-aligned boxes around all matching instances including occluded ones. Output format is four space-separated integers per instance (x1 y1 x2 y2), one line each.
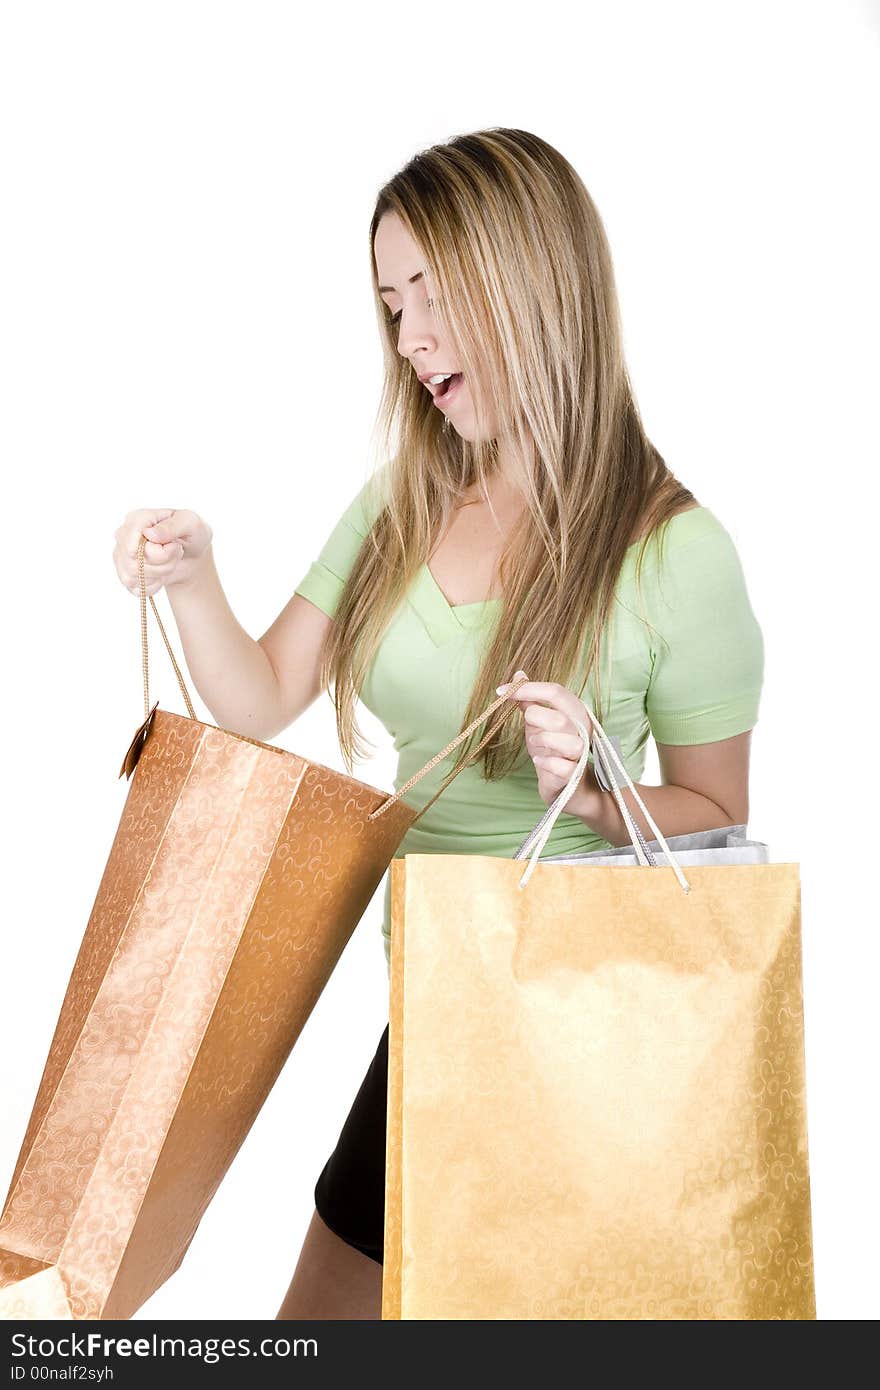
293 470 764 974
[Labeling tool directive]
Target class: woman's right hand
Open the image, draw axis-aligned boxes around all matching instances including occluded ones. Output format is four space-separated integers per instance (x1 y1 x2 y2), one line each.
112 509 214 597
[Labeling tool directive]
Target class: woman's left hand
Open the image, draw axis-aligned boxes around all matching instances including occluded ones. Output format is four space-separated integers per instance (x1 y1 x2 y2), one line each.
496 669 599 816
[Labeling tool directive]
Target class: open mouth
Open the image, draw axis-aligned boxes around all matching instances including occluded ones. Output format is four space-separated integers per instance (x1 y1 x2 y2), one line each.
433 372 463 403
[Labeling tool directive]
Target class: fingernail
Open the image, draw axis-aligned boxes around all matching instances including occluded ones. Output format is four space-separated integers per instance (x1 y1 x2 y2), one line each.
514 669 527 679
496 683 510 694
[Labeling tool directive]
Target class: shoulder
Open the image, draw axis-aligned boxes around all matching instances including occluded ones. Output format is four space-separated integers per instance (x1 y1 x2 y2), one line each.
626 502 744 583
635 507 761 658
621 502 758 625
334 465 391 541
629 499 702 548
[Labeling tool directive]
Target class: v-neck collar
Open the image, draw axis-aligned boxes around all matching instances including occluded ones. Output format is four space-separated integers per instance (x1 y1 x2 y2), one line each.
409 564 502 647
405 505 715 649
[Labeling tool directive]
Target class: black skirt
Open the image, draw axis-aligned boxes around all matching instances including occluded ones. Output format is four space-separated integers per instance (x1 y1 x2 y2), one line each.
313 1022 389 1265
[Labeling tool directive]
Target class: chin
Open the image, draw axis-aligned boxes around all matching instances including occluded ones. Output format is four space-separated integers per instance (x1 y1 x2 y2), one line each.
452 425 488 445
451 405 498 444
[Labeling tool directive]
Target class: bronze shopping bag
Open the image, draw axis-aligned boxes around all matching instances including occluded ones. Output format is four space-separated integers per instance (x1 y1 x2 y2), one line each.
0 538 518 1321
382 699 815 1320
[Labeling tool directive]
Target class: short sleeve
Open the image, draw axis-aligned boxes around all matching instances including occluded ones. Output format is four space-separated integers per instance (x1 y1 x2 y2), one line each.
293 468 388 619
644 519 764 745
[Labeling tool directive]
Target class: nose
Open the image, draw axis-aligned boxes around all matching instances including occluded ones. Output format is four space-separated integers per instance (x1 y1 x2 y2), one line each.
395 303 439 365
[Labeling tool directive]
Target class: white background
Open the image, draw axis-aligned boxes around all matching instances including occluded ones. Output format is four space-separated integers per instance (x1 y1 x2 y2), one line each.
1 0 877 1322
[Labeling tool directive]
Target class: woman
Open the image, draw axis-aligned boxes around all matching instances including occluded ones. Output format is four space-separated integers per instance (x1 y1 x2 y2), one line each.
114 128 763 1319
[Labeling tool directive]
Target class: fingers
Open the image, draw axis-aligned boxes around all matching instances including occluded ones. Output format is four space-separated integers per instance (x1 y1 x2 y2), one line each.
523 704 570 731
140 515 178 546
119 507 174 539
522 702 593 745
115 510 178 560
532 753 579 776
527 729 584 760
112 509 185 596
496 669 529 695
497 676 590 722
499 673 594 782
137 521 178 559
127 539 183 583
147 539 184 564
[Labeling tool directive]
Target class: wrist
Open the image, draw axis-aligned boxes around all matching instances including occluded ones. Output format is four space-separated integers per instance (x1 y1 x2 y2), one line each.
567 761 617 838
164 543 216 597
569 762 642 849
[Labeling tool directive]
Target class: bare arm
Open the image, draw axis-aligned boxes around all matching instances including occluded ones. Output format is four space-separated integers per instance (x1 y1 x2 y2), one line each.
574 730 752 846
164 547 330 742
256 590 334 740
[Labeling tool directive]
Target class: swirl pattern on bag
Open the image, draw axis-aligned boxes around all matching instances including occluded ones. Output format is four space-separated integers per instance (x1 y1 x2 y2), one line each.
383 857 815 1321
0 710 416 1320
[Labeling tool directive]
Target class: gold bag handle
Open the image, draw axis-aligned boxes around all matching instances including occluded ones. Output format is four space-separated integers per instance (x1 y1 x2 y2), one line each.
368 678 528 824
121 533 528 821
135 533 198 722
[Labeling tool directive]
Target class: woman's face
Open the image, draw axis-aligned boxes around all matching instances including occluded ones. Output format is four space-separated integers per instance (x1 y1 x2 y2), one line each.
374 210 496 442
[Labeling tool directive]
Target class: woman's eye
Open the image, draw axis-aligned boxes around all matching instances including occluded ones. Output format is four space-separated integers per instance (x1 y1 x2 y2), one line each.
388 293 435 328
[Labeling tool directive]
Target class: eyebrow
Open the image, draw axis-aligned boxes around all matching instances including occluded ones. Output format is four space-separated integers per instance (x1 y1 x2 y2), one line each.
377 269 425 295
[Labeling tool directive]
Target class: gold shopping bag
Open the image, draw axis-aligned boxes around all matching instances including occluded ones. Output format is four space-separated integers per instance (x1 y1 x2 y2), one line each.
382 697 815 1320
0 540 518 1321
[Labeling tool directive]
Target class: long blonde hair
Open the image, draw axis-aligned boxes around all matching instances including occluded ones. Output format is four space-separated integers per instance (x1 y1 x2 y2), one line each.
320 127 696 782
